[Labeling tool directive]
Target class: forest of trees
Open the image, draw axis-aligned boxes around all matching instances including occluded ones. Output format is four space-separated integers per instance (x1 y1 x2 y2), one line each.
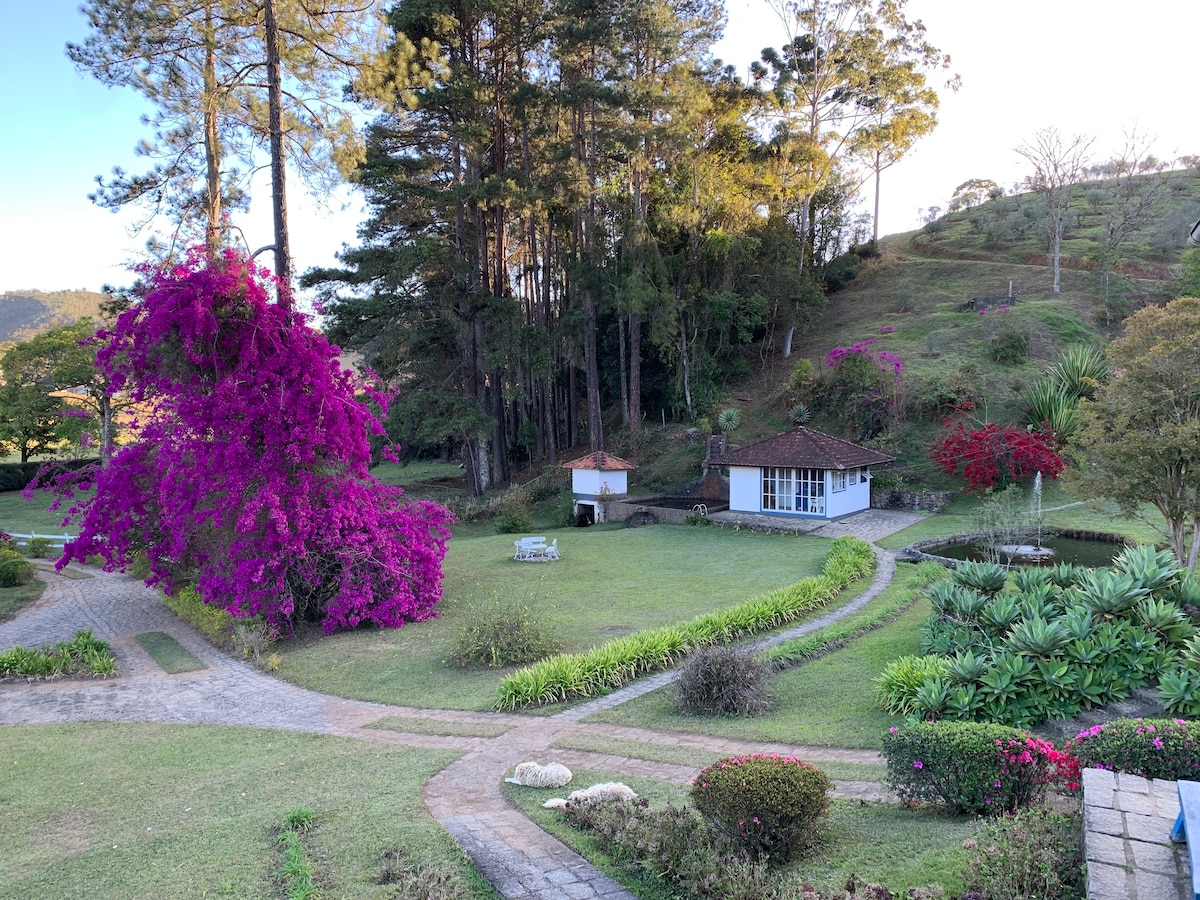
294 0 952 494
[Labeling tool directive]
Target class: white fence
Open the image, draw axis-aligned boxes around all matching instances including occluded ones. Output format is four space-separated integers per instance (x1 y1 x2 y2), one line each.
6 532 75 549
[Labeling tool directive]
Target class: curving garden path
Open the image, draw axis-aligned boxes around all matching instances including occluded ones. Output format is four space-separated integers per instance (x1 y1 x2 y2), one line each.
0 514 915 899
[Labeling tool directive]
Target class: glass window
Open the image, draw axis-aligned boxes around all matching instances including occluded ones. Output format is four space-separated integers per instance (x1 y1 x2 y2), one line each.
832 470 847 492
848 468 858 485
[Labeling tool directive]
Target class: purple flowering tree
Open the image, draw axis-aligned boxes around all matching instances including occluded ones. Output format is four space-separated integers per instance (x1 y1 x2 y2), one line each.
49 249 453 633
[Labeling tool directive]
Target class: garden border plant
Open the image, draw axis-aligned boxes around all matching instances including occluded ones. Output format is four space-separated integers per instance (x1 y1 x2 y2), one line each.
0 628 117 678
494 537 875 708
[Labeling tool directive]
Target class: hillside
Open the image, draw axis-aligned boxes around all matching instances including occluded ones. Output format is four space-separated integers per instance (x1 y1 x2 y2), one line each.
688 169 1200 490
0 289 109 344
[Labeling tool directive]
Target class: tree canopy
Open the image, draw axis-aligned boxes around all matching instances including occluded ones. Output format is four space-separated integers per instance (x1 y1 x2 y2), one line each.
1073 297 1200 569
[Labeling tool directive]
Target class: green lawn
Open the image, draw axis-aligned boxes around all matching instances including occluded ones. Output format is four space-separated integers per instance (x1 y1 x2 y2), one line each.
504 768 972 897
0 579 45 623
0 723 494 900
582 565 933 749
0 488 84 538
277 525 836 710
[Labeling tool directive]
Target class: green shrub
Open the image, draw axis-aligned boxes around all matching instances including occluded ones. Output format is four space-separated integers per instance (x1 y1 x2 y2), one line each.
874 654 952 715
1072 718 1200 780
0 629 116 678
674 646 771 717
0 548 36 587
494 488 534 534
448 594 561 668
988 328 1030 365
964 808 1083 900
163 585 234 647
882 721 1062 815
691 754 831 863
24 536 52 559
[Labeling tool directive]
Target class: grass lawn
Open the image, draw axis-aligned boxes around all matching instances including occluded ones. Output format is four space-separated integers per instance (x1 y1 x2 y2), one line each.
0 489 83 538
0 723 494 900
133 631 207 674
504 769 972 897
582 564 933 749
0 579 46 623
277 525 836 710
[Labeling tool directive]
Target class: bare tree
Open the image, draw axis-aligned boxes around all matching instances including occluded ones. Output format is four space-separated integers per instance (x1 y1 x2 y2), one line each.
1015 128 1094 294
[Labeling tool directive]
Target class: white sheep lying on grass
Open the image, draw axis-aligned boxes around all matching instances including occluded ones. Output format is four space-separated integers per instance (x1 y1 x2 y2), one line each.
541 782 638 810
504 761 573 788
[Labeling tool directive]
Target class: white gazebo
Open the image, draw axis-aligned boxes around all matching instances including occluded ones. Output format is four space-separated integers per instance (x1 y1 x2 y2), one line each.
562 451 636 525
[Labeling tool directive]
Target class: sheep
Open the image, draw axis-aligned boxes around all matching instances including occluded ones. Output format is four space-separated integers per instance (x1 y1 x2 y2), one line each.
542 781 638 810
504 761 573 788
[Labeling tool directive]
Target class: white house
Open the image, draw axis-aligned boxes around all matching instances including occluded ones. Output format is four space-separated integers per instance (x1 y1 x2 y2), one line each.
562 451 636 525
710 427 893 519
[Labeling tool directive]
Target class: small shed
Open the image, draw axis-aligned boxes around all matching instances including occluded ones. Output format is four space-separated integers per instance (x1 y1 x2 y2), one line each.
562 451 637 525
710 427 893 519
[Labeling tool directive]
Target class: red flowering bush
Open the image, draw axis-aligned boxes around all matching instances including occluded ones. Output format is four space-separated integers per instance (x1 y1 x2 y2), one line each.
42 249 452 633
929 420 1066 491
691 753 830 862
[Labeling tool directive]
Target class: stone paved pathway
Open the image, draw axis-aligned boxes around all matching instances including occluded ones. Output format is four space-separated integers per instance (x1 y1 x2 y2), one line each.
0 533 904 900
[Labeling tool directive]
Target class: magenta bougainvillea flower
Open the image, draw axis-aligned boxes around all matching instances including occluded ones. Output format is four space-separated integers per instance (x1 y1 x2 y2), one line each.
49 248 452 633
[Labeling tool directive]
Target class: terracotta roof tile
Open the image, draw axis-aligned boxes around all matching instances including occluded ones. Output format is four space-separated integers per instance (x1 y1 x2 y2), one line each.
561 451 637 471
710 427 894 470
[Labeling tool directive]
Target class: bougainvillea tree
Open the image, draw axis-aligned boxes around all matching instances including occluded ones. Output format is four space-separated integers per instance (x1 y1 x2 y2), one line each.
45 249 452 633
930 420 1066 492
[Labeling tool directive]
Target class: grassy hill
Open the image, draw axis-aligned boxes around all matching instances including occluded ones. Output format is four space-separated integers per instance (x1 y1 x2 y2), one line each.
0 289 109 344
625 168 1200 494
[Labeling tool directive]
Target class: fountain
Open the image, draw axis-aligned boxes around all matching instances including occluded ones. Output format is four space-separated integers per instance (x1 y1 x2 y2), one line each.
992 472 1056 563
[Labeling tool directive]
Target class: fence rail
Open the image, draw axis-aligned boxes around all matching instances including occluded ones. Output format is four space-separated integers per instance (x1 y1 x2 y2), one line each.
5 532 75 548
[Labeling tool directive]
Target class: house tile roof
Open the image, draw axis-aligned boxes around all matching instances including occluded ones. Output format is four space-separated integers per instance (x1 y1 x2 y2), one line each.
561 451 637 471
710 427 894 470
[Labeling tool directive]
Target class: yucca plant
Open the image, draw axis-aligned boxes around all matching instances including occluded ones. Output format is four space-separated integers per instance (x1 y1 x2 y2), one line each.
1046 344 1111 400
716 407 741 434
788 403 812 426
1023 379 1078 440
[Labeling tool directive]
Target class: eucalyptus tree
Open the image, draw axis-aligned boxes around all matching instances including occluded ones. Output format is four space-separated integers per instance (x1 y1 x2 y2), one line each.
750 0 953 354
69 0 380 299
1014 127 1094 295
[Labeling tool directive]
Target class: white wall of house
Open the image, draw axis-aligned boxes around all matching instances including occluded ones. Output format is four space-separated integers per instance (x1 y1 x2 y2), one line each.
826 469 871 518
571 469 628 497
728 466 873 519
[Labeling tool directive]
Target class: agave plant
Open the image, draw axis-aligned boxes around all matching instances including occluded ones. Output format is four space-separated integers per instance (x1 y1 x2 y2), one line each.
912 676 952 720
980 594 1021 633
945 649 990 684
951 560 1009 597
1111 544 1183 594
1011 566 1052 594
1158 668 1200 718
1060 605 1097 641
1136 597 1197 645
1075 569 1149 618
1046 344 1111 400
1005 615 1071 658
1047 561 1083 589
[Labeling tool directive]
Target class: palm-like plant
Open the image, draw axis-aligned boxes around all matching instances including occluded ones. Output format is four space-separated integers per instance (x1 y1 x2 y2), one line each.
1023 379 1078 440
716 407 741 435
1047 344 1111 400
788 403 812 426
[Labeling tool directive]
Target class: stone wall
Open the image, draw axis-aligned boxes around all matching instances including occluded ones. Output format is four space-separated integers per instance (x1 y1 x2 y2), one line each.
870 488 957 514
603 500 691 527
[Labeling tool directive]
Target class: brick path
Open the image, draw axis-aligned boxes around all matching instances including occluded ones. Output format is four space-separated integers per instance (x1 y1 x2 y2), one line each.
0 531 903 900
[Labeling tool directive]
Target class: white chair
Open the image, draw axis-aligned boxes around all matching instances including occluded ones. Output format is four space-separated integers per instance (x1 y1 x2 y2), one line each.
546 539 560 560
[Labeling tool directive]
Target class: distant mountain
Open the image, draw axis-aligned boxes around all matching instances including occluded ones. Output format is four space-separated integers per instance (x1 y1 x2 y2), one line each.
0 290 109 344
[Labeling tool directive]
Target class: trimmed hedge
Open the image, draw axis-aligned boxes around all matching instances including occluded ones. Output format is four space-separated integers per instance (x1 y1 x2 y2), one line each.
1072 717 1200 780
494 536 875 709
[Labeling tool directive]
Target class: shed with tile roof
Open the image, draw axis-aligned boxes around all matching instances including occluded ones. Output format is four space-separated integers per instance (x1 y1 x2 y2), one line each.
710 427 894 519
562 451 636 524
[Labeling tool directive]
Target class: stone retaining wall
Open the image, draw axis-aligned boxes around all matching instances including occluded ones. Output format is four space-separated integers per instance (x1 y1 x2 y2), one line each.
870 488 957 513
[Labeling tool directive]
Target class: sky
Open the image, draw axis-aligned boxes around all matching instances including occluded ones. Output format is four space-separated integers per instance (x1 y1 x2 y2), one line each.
0 0 1195 294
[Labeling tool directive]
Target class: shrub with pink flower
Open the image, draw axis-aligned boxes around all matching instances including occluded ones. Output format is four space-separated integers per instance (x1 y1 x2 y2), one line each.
691 753 831 863
40 248 452 634
1072 717 1200 780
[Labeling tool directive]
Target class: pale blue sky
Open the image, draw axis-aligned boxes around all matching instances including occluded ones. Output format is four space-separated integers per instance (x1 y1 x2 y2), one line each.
2 0 1195 294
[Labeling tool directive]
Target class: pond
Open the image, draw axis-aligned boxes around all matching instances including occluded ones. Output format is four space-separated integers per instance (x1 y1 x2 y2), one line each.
927 535 1125 568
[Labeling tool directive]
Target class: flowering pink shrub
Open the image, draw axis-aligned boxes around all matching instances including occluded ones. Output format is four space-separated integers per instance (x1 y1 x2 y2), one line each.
1072 718 1200 780
44 249 452 633
691 753 830 862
